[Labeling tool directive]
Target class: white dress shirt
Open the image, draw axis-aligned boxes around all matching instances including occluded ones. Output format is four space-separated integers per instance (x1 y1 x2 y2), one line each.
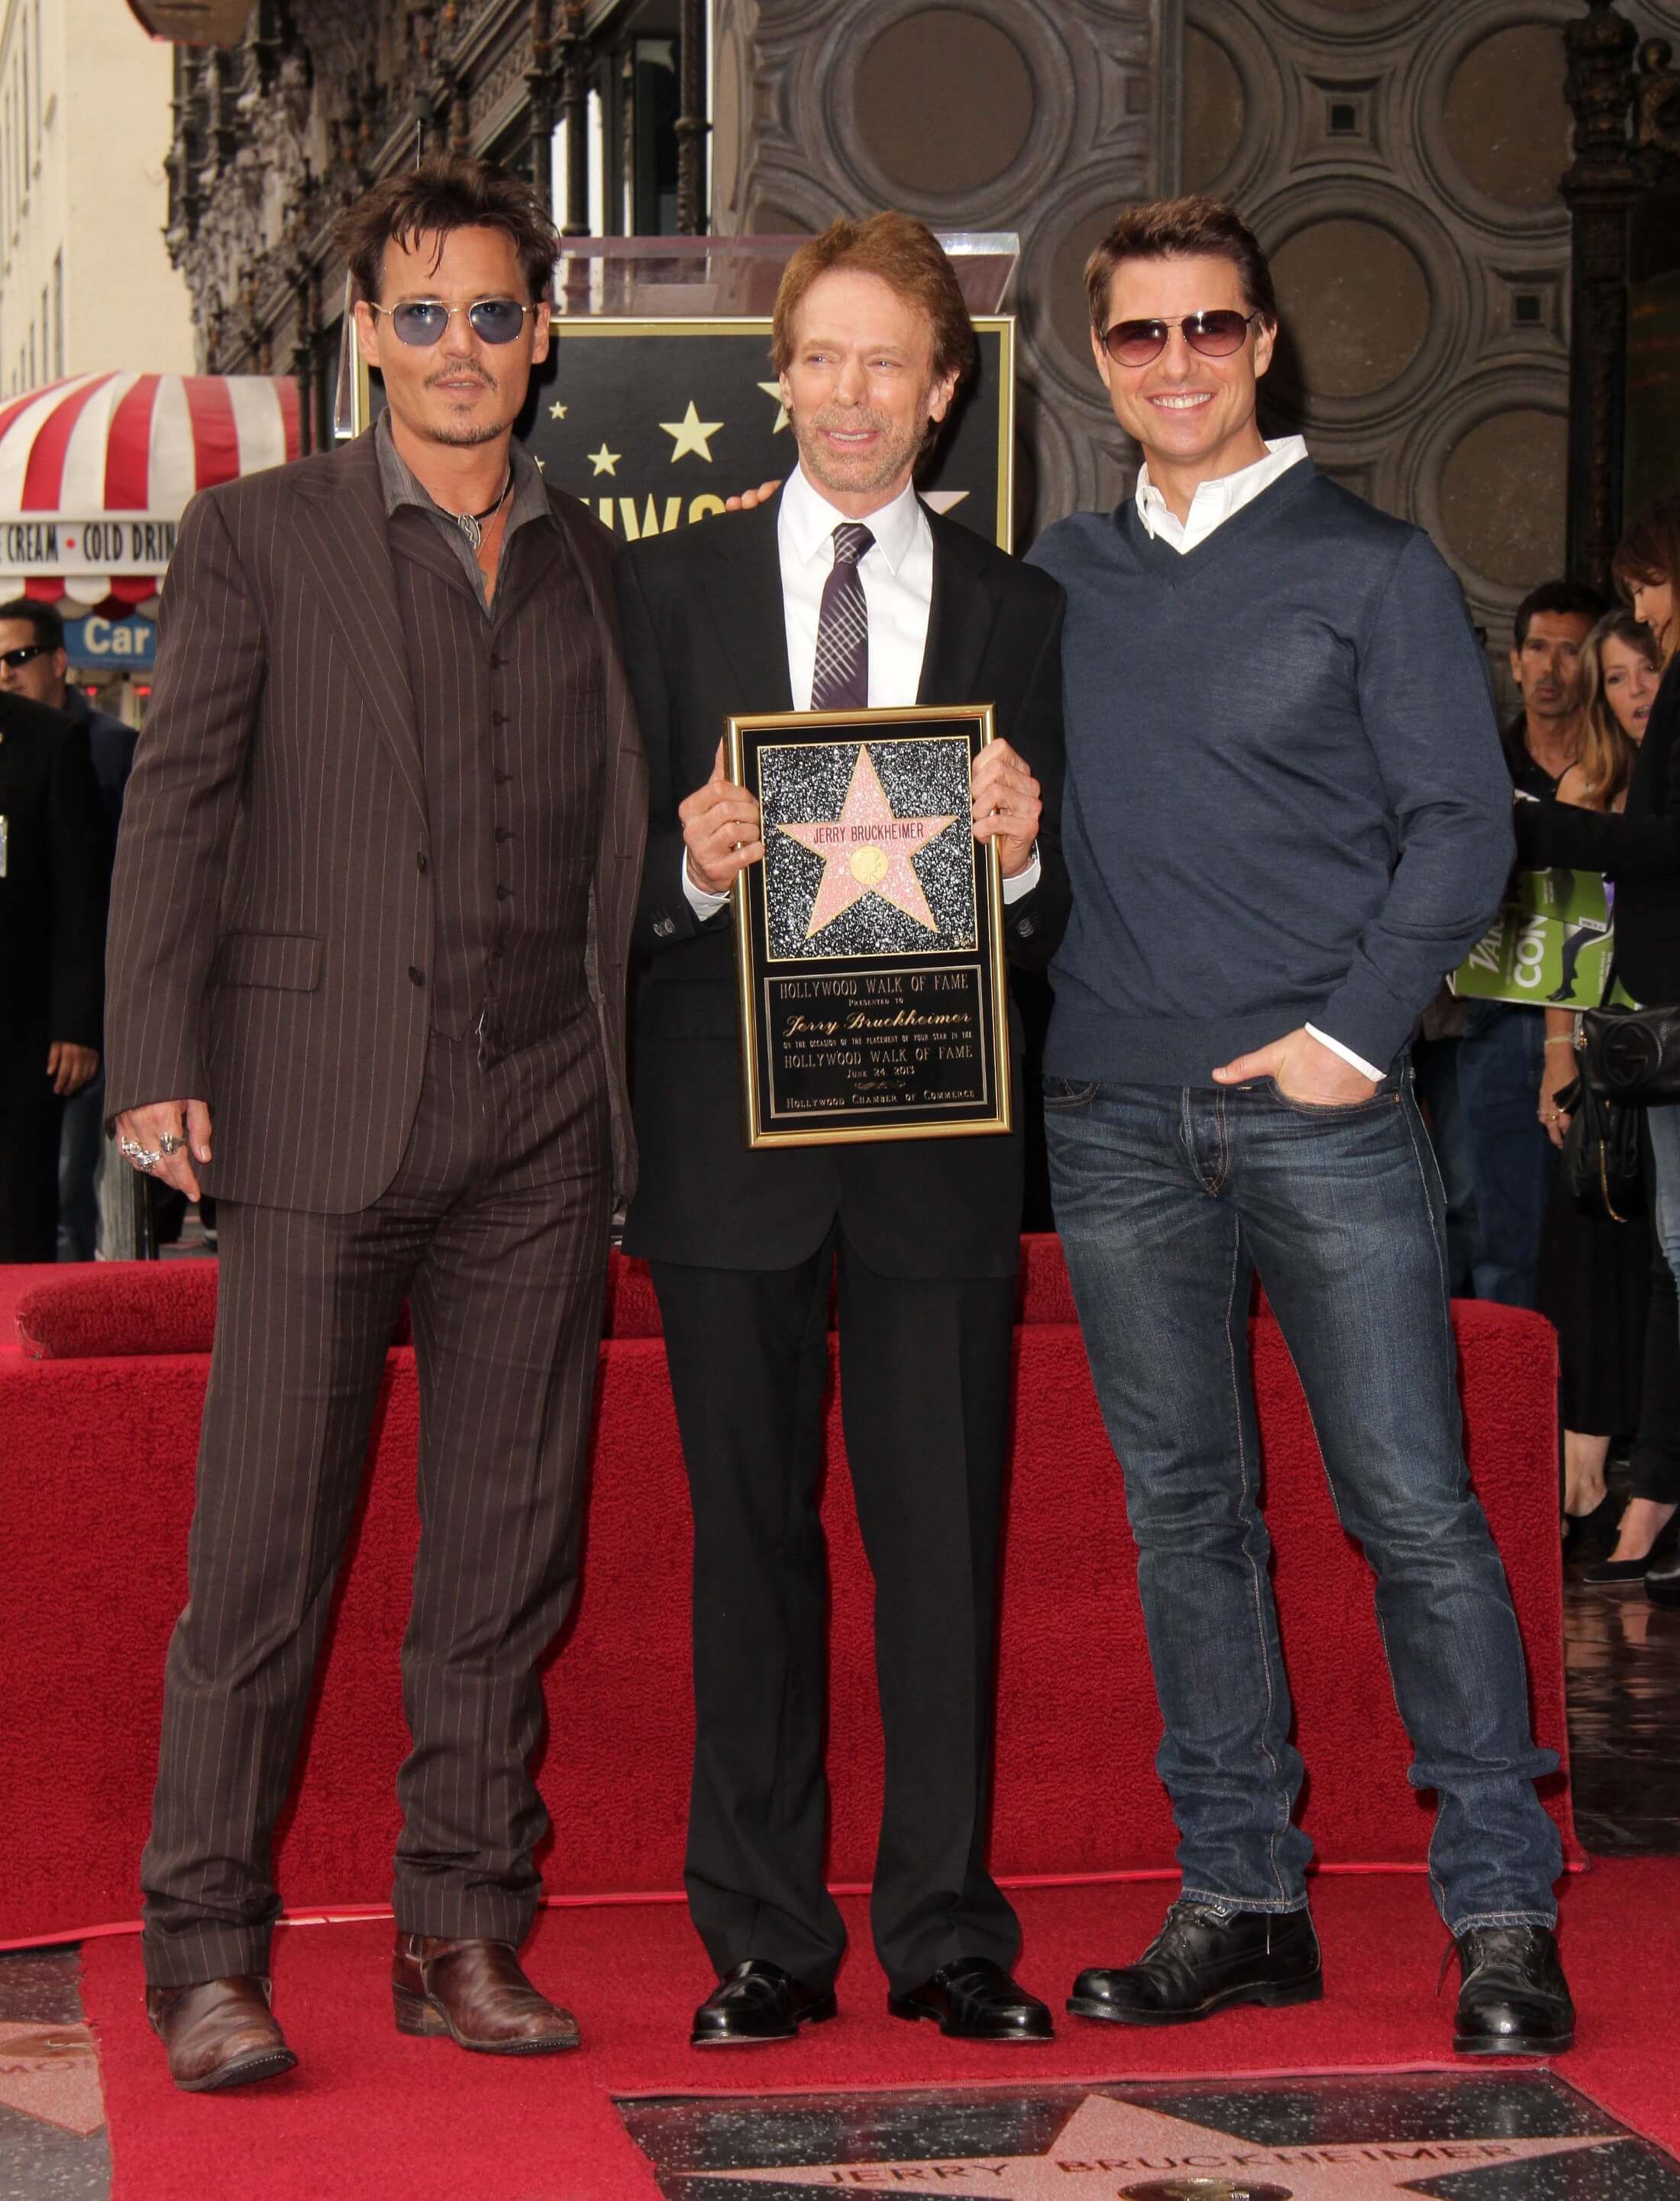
778 461 932 711
683 464 1039 913
1135 435 1383 1085
1136 435 1310 557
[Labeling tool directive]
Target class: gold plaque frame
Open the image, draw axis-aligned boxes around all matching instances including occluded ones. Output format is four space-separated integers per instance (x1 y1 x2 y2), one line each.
727 703 1013 1150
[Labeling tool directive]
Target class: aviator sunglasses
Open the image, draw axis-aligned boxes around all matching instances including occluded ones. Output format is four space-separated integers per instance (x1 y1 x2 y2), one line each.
369 297 537 347
1102 309 1262 368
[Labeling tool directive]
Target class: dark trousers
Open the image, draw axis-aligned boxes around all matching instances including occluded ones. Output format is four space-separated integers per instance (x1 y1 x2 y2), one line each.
651 1231 1020 1996
57 1065 105 1260
0 1066 63 1262
1632 1098 1680 1507
1631 1252 1680 1505
141 1025 611 1987
1458 1002 1555 1307
1413 1034 1478 1298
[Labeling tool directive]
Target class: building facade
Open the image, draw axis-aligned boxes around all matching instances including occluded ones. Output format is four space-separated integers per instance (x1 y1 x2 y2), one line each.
149 0 1670 644
160 0 702 447
0 0 194 393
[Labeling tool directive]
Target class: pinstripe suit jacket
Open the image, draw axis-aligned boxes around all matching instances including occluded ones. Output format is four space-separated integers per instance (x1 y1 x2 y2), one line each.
105 428 645 1213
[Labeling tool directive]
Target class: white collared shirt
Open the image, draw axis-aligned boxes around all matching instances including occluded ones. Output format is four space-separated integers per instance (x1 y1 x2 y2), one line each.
777 462 932 711
683 463 1039 913
1136 435 1309 557
1136 434 1381 1084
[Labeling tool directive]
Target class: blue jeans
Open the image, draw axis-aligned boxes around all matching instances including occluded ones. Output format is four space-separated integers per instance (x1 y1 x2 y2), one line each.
1045 1067 1562 1934
1457 1003 1554 1307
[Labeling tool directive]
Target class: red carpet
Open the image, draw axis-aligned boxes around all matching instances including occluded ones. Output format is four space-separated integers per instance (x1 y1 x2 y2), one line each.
5 1285 1576 1944
79 1864 1679 2199
0 1262 34 1358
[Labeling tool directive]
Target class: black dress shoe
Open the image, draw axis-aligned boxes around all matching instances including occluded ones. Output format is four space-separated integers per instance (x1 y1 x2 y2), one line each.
1452 1925 1573 2056
1646 1549 1680 1608
1562 1490 1619 1561
690 1960 836 2046
1580 1512 1680 1585
889 1957 1054 2041
1068 1899 1323 2026
1578 1552 1658 1585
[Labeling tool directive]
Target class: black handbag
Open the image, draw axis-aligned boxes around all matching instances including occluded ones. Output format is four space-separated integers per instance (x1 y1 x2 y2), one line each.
1577 1000 1680 1103
1561 962 1680 1221
1559 1072 1646 1222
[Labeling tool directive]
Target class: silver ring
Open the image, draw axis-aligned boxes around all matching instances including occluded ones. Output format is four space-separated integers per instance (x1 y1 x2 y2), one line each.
159 1133 185 1155
119 1137 162 1172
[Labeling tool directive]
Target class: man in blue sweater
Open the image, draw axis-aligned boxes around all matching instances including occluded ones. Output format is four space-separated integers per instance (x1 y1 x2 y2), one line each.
1027 197 1571 2057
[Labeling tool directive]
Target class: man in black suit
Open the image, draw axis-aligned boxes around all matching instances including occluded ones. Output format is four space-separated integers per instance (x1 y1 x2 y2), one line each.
0 687 107 1260
0 599 139 1258
615 214 1068 2050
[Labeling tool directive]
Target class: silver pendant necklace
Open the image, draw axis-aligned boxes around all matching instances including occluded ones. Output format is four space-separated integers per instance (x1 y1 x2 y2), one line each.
454 468 512 552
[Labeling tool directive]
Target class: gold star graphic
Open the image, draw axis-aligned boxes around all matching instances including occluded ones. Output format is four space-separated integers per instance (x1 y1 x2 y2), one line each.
549 400 568 420
588 444 621 477
757 379 790 434
660 399 724 462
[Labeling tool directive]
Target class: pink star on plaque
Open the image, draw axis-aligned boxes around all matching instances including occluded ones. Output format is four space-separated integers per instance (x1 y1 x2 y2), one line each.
778 743 957 939
688 2087 1623 2198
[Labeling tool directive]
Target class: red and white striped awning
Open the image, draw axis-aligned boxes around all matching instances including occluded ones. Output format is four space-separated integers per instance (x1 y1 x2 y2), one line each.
0 372 301 615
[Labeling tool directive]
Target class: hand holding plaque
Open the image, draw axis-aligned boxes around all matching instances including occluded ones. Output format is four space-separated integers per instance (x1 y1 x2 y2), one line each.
680 739 765 894
729 704 1013 1148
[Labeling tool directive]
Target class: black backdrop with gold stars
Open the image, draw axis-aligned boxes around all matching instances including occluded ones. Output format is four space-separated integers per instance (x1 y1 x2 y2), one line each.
515 318 1013 549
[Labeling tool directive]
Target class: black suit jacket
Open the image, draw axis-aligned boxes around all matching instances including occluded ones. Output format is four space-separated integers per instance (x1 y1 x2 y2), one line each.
1514 656 1680 1005
0 691 107 1077
614 490 1068 1278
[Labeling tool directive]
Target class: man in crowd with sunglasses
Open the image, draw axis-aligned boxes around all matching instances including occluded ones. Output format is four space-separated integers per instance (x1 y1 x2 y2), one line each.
105 154 645 2089
0 600 137 1258
1026 196 1572 2056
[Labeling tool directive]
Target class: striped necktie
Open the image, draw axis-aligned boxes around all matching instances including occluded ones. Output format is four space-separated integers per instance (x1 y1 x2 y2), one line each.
809 522 874 712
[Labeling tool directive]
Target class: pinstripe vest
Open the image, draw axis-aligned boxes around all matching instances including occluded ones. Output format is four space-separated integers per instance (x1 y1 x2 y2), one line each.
387 509 604 1055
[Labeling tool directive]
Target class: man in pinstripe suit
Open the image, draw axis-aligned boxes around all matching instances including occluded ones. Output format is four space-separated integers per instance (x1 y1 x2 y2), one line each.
104 157 645 2091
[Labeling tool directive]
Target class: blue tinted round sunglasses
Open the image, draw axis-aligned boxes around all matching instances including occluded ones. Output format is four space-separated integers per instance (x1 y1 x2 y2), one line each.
370 297 537 347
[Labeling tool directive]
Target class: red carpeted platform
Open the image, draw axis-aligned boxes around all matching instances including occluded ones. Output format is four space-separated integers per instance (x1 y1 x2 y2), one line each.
77 1866 1679 2200
2 1245 1577 1947
0 1262 34 1358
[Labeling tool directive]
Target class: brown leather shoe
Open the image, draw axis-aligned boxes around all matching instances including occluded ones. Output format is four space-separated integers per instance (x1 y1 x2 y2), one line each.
392 1932 580 2054
145 1976 297 2093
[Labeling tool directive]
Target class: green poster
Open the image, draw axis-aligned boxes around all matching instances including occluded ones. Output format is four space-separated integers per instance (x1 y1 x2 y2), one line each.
1449 869 1614 1010
1508 867 1609 932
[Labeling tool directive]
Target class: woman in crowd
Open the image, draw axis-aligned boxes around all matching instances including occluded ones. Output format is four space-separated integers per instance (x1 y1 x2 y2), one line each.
1535 611 1662 1553
1519 495 1680 1595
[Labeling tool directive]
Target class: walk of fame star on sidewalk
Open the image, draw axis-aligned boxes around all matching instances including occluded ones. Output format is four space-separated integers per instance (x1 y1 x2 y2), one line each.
686 2088 1633 2199
0 2019 105 2138
778 745 957 939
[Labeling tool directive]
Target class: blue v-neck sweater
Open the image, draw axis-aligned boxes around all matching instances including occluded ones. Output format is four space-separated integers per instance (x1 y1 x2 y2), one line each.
1026 462 1514 1086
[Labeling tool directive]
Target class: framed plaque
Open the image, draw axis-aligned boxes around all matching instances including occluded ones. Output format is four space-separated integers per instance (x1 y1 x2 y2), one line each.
728 705 1012 1149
